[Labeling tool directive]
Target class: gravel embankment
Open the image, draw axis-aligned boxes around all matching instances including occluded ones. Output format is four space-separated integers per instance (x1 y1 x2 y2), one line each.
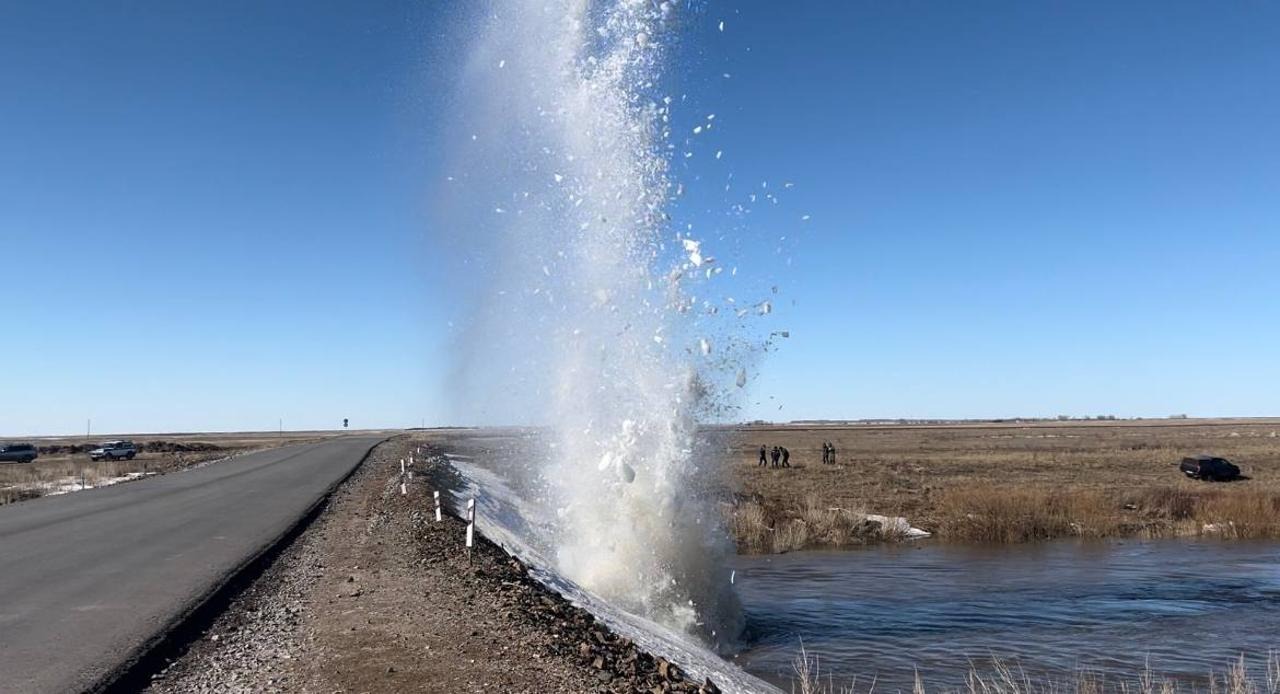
144 436 722 693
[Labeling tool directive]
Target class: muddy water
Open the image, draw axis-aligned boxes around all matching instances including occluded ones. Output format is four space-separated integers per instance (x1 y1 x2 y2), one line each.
732 540 1280 690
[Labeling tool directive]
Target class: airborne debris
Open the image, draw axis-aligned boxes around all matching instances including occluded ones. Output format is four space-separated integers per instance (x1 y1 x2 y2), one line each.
736 368 747 388
681 238 703 266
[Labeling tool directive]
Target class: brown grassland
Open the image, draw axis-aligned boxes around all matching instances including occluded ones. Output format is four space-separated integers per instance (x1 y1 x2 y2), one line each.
719 418 1280 552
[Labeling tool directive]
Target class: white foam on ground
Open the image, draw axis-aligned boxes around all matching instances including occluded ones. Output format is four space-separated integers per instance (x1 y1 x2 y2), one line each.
444 454 780 694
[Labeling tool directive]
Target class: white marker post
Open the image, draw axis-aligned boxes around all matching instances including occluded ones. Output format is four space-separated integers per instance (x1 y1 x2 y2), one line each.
400 458 407 495
433 491 442 522
465 498 476 562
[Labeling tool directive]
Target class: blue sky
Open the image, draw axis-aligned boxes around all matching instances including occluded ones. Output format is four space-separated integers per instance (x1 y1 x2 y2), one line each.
2 1 1278 435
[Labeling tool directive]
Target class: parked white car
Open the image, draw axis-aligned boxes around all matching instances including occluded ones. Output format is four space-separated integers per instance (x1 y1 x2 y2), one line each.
90 441 138 461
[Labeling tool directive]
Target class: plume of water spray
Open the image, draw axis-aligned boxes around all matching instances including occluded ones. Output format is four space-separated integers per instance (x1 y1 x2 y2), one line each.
436 0 747 646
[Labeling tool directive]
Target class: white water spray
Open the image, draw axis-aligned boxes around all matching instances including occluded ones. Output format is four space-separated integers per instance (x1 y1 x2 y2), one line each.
436 1 749 646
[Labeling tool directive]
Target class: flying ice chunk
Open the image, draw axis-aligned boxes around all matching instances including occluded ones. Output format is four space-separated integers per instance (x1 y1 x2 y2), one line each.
715 150 722 159
758 301 772 315
693 126 703 135
736 368 747 388
801 214 811 221
597 451 614 472
681 238 703 266
784 181 795 188
553 173 564 183
617 461 636 484
699 338 711 356
718 20 725 32
498 59 506 68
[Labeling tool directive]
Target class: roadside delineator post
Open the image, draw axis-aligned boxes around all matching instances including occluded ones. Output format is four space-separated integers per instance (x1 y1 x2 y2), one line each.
400 458 407 496
433 491 442 522
465 498 476 562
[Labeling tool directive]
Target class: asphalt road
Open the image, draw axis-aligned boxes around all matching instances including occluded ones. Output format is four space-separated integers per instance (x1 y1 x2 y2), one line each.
0 436 383 693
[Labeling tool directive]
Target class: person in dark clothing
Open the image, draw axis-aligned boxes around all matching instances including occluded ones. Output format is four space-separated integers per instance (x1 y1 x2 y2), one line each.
758 445 768 467
821 442 830 464
828 442 837 464
770 446 781 468
781 446 791 468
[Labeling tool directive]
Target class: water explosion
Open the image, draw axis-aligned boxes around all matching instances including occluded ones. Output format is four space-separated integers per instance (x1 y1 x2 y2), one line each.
436 0 760 647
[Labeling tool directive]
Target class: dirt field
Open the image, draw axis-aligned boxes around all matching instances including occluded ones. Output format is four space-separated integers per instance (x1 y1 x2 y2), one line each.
721 419 1280 550
0 431 357 505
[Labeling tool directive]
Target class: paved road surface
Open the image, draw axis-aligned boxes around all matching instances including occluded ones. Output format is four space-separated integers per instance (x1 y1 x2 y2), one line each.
0 436 383 693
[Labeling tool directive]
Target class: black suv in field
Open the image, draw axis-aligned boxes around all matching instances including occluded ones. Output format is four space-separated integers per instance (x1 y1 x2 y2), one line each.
1180 455 1241 481
0 443 38 463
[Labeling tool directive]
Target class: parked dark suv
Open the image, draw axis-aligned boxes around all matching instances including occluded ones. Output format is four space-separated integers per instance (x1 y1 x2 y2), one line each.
0 443 39 463
1180 455 1241 481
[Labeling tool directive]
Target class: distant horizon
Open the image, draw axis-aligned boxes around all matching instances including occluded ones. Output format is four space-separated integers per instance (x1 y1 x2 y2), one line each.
7 413 1279 440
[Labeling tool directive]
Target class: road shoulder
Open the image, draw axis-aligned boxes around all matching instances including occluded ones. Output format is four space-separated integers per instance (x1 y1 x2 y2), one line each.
145 437 721 693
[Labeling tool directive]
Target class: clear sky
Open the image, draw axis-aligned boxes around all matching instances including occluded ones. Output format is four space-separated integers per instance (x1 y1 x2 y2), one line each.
2 1 1278 436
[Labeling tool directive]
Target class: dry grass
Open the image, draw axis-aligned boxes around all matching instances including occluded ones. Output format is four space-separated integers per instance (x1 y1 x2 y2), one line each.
729 494 888 553
930 486 1280 543
792 650 1280 694
719 419 1280 551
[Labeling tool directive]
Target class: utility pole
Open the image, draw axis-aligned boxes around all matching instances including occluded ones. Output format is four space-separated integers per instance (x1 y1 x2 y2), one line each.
87 418 91 439
278 418 283 437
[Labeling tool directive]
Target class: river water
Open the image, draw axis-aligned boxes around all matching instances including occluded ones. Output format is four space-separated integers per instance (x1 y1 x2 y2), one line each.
731 539 1280 690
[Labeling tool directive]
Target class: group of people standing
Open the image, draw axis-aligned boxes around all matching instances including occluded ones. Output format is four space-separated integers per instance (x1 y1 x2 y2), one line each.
758 445 791 468
753 441 840 468
822 441 838 464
